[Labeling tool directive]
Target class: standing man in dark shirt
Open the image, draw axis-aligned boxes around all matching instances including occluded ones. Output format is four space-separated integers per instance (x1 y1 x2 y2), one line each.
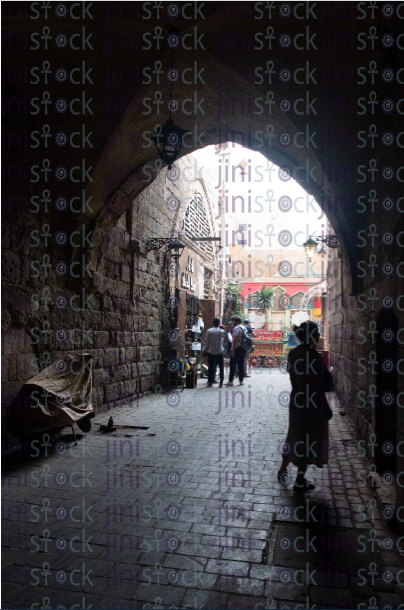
225 315 249 386
243 319 253 378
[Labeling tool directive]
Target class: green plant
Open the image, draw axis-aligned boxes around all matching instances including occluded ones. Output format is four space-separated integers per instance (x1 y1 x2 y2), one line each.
224 284 243 319
256 285 274 310
256 285 274 329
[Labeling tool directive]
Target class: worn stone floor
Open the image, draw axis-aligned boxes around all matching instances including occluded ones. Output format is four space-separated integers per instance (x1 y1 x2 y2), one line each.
2 367 404 609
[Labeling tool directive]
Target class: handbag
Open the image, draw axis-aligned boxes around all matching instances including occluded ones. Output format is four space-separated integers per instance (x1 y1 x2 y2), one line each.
308 357 333 420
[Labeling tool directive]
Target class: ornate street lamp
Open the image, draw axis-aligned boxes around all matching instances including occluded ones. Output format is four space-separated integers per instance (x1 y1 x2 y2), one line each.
303 236 318 261
152 118 188 170
167 238 185 262
144 233 220 261
152 28 188 170
143 235 185 262
303 234 341 260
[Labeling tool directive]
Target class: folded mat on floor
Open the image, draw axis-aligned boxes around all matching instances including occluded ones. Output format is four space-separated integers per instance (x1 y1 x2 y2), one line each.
7 353 93 434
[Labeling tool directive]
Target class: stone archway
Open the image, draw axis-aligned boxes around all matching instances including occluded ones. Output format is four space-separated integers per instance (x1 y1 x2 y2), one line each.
2 2 403 515
86 70 356 286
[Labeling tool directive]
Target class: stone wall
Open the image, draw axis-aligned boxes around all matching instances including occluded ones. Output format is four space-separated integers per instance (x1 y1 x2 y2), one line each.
327 198 404 518
1 149 219 434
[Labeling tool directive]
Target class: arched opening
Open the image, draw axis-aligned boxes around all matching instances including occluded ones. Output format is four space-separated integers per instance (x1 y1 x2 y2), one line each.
85 69 356 289
92 137 341 397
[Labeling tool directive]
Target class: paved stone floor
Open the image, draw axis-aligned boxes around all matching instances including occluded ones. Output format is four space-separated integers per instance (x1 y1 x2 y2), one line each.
2 367 404 609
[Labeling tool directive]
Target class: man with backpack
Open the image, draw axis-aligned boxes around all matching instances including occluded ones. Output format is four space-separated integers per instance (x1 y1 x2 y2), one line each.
242 319 254 378
225 315 252 386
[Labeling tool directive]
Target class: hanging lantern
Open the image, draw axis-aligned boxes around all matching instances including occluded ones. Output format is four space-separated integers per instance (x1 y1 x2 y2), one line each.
152 119 188 170
303 234 340 260
167 238 185 262
303 236 318 261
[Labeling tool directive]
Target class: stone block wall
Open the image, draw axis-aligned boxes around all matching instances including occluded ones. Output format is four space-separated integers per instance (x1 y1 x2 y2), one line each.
1 149 218 435
327 200 404 518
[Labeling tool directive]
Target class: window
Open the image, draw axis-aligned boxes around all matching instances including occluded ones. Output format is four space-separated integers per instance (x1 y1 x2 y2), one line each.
288 291 313 309
183 194 213 254
272 286 287 311
245 290 261 308
126 207 132 233
204 268 213 299
237 224 247 245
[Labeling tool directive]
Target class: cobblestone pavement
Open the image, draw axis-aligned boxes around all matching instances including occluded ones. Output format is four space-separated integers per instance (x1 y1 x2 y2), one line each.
3 367 404 609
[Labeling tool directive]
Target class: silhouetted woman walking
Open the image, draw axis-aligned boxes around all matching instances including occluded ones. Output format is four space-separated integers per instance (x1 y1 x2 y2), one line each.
278 321 333 492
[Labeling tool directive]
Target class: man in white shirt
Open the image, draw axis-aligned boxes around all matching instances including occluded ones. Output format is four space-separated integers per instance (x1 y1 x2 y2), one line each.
205 318 227 388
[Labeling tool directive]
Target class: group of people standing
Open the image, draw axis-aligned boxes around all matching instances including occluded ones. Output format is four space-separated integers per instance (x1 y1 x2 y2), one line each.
204 315 253 388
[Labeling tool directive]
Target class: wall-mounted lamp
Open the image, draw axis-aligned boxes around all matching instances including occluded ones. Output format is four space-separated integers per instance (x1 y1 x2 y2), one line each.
303 235 341 260
143 236 185 262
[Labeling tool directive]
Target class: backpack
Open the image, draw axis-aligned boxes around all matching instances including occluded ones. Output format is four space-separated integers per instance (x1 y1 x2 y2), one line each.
239 325 253 351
